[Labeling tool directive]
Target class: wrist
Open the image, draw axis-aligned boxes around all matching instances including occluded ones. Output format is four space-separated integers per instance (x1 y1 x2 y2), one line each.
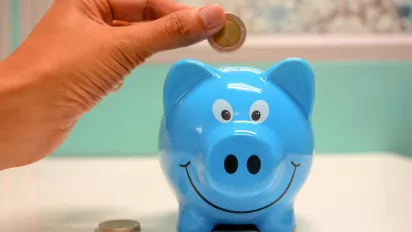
0 57 36 169
0 55 67 170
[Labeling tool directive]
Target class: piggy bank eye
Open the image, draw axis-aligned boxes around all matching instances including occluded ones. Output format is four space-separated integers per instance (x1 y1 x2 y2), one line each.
249 100 269 123
213 99 233 123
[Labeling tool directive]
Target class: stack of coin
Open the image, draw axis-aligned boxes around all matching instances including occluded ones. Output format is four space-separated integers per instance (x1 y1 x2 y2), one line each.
97 219 141 232
208 13 247 53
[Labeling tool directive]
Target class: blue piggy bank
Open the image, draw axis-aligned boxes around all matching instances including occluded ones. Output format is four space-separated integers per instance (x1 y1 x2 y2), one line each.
159 58 315 232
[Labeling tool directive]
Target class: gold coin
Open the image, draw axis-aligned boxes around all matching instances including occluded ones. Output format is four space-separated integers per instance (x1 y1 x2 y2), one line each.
208 13 246 53
98 219 141 232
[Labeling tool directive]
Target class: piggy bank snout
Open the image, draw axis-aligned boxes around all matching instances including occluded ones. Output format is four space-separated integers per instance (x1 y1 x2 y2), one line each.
204 132 281 197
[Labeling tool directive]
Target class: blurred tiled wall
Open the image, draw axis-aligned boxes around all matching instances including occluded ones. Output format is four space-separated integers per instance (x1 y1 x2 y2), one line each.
1 0 412 59
177 0 412 33
396 0 412 31
0 0 11 60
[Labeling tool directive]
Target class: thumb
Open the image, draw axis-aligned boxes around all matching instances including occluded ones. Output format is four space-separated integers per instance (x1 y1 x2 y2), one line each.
126 5 226 54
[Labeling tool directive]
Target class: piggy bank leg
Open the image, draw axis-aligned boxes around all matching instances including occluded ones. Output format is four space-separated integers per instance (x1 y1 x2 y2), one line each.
177 206 214 232
257 208 296 232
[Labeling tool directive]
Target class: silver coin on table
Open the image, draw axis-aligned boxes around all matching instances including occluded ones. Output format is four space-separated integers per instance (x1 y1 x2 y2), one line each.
208 13 247 53
97 219 141 232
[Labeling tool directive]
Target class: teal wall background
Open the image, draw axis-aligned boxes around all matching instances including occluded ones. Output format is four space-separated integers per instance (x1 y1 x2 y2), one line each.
52 61 412 157
6 0 412 157
11 0 19 52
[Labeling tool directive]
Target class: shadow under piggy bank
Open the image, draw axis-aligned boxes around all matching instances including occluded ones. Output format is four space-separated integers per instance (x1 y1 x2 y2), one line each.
141 212 316 232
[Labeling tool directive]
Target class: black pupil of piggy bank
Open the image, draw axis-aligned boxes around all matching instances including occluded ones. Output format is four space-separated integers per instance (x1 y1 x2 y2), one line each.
251 110 261 121
221 110 231 121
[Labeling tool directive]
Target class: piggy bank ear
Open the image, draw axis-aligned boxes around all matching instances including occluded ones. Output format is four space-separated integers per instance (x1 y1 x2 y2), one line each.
163 59 216 117
264 58 315 120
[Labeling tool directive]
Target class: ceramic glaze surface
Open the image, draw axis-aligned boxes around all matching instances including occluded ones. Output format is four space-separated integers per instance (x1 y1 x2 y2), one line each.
159 58 315 232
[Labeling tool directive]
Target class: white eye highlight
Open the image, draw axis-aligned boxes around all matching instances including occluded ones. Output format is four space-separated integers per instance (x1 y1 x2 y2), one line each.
213 99 233 123
249 100 269 123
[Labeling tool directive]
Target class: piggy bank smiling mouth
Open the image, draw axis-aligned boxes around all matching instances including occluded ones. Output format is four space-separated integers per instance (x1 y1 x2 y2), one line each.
179 160 301 214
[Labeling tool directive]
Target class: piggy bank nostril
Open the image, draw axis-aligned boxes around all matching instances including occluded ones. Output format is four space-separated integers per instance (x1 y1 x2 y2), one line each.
247 155 261 174
224 154 238 174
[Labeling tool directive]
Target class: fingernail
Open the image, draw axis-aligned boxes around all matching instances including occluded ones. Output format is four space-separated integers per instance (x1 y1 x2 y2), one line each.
199 5 225 29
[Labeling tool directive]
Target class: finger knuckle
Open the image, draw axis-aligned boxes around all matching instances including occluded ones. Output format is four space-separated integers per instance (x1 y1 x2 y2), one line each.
108 32 150 67
164 13 191 39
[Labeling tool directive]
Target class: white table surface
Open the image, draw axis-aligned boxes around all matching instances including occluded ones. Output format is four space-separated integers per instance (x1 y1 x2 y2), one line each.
1 153 411 232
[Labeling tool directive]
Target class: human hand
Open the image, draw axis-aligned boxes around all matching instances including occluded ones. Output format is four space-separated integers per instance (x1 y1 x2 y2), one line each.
0 0 225 170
